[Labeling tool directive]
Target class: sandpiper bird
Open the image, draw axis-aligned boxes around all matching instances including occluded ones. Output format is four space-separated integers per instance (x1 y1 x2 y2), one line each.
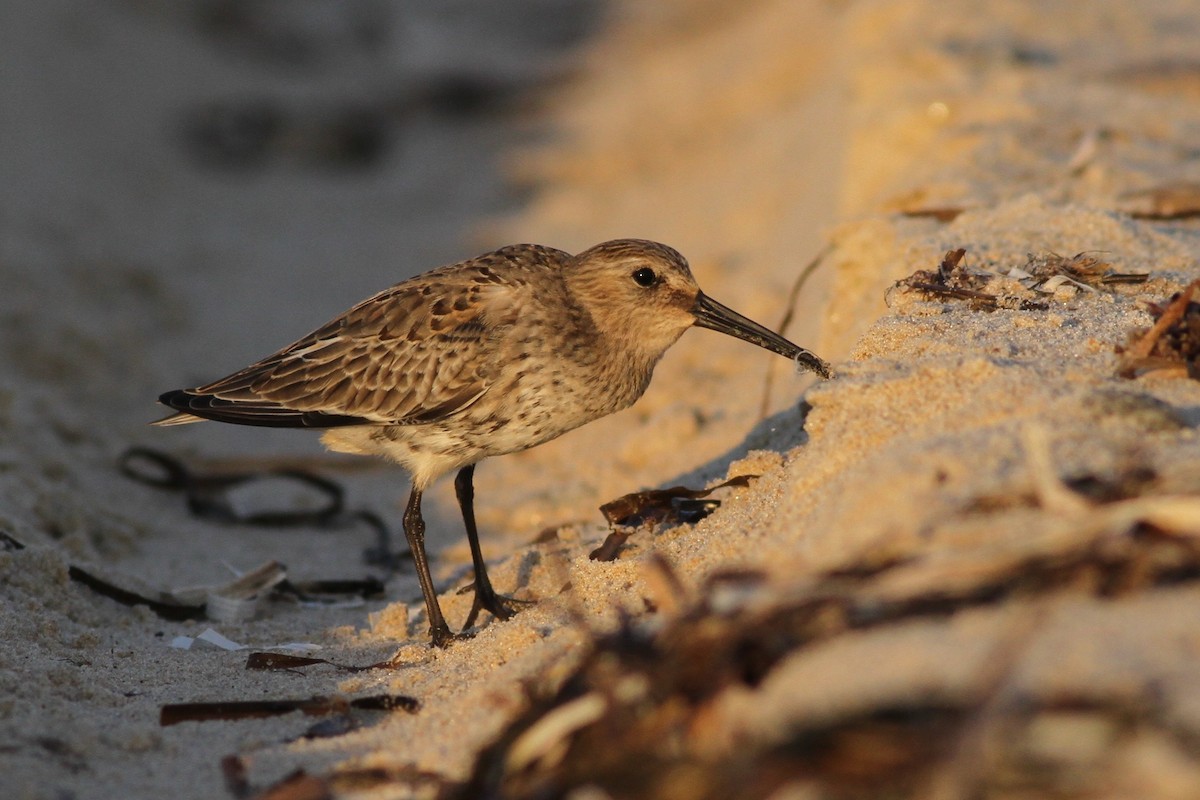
156 239 830 646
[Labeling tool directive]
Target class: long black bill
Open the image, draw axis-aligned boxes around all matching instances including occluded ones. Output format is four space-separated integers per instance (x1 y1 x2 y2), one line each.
691 292 831 379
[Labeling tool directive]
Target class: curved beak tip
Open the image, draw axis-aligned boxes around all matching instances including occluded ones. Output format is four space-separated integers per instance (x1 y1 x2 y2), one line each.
796 352 833 380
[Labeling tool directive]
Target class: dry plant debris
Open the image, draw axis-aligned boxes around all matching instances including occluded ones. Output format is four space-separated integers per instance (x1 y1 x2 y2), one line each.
890 249 1148 312
118 447 409 570
442 430 1200 800
1015 251 1150 290
47 549 382 624
1117 279 1200 379
1118 182 1200 219
51 447 398 623
160 693 418 726
590 476 756 561
890 248 1009 311
900 206 967 222
243 650 400 673
599 476 757 529
1 530 208 620
225 763 451 800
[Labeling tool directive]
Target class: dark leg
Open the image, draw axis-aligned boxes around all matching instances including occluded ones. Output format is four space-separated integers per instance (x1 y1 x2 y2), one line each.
455 464 533 628
403 483 466 648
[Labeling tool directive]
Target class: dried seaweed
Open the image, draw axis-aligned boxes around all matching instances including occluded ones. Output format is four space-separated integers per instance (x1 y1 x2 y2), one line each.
599 475 756 529
118 447 409 570
160 693 418 726
278 577 386 602
452 444 1200 800
1117 279 1200 379
59 555 382 623
587 531 632 562
1118 182 1200 219
244 653 347 672
246 769 331 800
590 476 756 561
890 249 1147 313
899 207 966 223
244 651 400 673
1018 251 1148 289
230 764 451 800
68 564 208 621
0 531 209 619
890 248 1005 310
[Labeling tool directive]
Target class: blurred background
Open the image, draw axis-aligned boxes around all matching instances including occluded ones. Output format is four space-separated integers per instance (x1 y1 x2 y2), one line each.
1 0 603 409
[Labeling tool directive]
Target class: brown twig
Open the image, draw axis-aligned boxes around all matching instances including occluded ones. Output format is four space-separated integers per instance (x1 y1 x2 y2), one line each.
760 243 832 419
1119 279 1199 371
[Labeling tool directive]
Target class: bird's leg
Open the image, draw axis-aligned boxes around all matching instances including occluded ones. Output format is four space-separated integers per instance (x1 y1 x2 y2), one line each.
455 464 533 629
403 484 467 648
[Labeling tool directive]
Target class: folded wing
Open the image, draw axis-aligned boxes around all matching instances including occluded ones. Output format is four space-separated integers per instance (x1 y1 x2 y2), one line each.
157 273 514 429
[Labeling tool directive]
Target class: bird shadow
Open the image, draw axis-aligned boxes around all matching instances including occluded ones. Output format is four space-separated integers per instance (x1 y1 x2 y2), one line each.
655 399 816 491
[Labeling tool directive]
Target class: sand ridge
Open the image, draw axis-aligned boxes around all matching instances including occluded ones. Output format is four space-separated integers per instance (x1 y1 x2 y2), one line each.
4 1 1200 797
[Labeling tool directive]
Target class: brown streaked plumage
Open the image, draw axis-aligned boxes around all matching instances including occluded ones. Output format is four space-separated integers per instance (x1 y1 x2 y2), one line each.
156 239 830 646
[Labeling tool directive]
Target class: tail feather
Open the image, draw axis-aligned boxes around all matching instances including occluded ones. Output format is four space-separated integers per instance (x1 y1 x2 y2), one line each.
151 411 206 427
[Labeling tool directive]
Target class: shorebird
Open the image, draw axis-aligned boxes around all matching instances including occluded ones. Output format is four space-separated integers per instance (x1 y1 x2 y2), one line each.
156 239 830 646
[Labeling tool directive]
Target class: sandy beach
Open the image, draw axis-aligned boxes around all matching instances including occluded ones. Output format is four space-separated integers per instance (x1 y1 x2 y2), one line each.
4 1 1200 798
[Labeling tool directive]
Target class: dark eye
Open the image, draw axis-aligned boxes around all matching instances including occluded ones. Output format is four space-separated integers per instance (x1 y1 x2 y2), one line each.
631 267 657 287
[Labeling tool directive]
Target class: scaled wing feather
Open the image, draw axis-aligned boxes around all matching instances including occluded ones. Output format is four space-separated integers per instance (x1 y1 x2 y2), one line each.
167 272 516 427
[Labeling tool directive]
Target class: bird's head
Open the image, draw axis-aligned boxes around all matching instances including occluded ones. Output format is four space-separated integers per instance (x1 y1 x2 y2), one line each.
566 239 830 377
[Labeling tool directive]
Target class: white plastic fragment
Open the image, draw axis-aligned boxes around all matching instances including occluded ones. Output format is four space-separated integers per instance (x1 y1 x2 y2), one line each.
194 628 248 651
205 591 261 623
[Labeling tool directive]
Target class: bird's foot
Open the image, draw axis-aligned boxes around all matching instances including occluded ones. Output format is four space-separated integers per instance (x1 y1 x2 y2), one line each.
429 622 475 649
462 588 535 629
